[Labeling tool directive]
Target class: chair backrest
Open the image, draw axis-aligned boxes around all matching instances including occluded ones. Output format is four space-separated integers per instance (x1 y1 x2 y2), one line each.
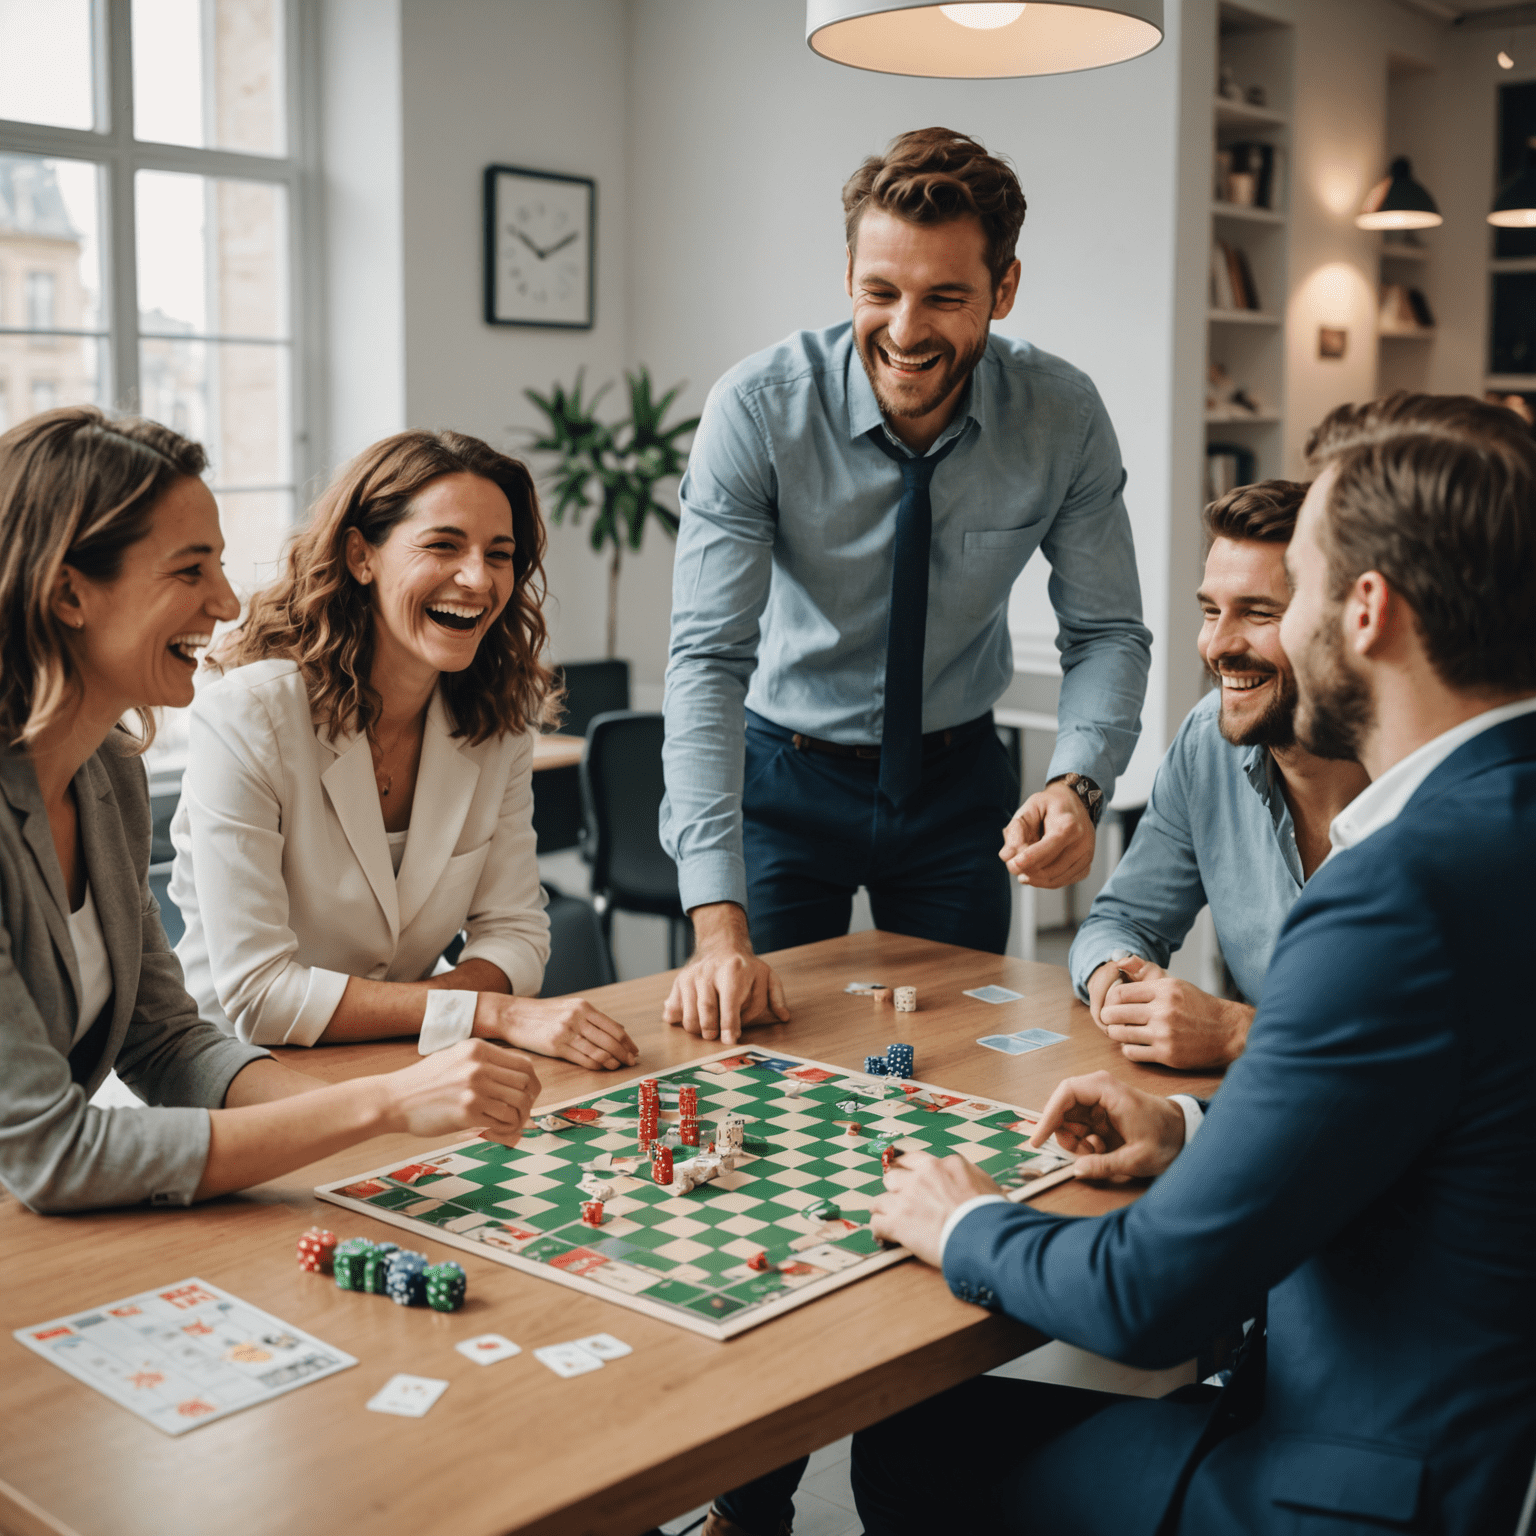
554 660 631 741
540 885 617 994
581 711 682 916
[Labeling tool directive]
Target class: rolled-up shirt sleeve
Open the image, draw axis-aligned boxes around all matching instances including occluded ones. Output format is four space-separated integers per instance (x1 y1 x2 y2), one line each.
1040 389 1153 800
660 381 779 914
456 728 550 995
1068 719 1209 999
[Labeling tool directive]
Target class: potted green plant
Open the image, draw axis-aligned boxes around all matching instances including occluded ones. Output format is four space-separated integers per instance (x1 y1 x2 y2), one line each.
525 367 700 659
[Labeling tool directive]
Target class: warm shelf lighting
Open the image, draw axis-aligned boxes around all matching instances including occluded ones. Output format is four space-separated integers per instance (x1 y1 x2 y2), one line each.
806 0 1162 78
1499 50 1515 69
1490 140 1536 228
1355 157 1442 231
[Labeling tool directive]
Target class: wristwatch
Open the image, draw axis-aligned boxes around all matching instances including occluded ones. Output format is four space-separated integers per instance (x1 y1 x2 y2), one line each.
1049 772 1104 827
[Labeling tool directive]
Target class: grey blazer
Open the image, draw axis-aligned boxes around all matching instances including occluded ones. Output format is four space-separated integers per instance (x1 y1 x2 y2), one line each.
0 730 266 1213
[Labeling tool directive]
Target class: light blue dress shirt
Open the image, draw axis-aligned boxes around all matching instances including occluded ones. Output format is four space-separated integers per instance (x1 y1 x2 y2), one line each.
660 322 1152 914
1068 689 1306 1006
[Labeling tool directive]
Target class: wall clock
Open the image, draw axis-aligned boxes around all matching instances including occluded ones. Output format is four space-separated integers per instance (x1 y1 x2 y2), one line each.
483 165 595 329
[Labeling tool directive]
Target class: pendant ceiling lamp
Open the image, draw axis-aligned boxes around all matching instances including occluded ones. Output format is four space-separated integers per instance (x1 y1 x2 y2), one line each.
1489 139 1536 228
806 0 1163 79
1355 157 1442 231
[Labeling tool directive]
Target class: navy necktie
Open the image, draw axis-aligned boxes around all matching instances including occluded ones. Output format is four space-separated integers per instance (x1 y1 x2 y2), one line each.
869 429 960 807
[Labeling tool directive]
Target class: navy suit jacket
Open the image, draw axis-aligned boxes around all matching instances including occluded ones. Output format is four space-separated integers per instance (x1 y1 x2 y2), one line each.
945 714 1536 1534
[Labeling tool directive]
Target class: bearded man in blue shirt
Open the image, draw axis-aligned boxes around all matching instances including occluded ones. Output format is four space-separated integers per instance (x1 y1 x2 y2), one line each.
659 127 1152 1048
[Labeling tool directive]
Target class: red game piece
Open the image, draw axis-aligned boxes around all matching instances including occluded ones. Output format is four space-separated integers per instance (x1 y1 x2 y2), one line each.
679 1084 697 1114
881 1146 898 1174
651 1146 673 1185
747 1250 770 1272
580 1199 605 1227
680 1116 699 1146
296 1226 337 1274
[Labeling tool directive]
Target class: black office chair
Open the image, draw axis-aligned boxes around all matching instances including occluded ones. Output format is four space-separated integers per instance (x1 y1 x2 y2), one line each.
580 710 691 969
540 883 618 995
531 660 633 856
148 785 184 947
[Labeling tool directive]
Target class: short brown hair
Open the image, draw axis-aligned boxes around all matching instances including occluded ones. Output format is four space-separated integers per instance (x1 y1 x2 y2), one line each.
1306 391 1536 694
1203 478 1308 547
842 127 1026 289
218 430 557 744
0 405 206 749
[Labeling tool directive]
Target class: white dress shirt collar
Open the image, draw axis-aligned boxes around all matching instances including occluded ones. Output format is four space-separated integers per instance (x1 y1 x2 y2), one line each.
1329 695 1536 856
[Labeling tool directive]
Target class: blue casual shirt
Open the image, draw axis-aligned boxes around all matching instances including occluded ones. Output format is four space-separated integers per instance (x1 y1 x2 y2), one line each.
660 322 1153 913
1068 688 1305 1006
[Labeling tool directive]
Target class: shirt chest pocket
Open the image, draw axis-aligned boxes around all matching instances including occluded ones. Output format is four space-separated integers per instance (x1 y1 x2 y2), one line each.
952 526 1047 620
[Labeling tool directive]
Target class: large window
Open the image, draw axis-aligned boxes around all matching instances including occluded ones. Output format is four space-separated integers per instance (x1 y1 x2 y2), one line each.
0 0 312 603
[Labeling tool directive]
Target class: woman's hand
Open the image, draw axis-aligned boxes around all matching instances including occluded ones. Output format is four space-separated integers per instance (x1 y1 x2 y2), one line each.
473 994 639 1071
381 1039 541 1147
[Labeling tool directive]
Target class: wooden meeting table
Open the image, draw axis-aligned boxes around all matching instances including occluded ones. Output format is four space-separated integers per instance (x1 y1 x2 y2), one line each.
0 932 1223 1536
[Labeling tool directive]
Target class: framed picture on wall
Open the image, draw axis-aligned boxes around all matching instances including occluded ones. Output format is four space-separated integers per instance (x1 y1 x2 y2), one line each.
483 165 595 329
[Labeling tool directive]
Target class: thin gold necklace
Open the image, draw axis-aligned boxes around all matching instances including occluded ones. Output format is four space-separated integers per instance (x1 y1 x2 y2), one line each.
367 720 414 798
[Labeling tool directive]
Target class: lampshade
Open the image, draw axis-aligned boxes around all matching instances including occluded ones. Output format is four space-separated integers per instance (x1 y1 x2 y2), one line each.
1489 140 1536 228
805 0 1163 78
1355 157 1442 231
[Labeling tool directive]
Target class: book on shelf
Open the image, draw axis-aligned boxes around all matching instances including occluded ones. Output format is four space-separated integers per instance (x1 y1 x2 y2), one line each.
1212 141 1286 211
1210 240 1262 311
1379 283 1436 335
1206 442 1257 502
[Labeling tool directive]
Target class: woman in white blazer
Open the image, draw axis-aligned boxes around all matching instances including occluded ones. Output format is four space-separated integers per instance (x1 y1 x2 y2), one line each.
170 429 637 1070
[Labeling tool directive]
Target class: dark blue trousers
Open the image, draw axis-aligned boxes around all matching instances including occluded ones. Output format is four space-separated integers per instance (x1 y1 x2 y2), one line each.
741 709 1017 957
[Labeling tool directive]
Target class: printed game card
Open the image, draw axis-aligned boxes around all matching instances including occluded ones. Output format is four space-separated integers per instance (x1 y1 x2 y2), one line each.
964 984 1025 1005
13 1278 356 1436
366 1373 449 1417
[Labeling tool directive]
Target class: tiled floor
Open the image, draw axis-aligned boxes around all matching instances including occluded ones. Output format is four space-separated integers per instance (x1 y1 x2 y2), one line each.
653 1338 1195 1534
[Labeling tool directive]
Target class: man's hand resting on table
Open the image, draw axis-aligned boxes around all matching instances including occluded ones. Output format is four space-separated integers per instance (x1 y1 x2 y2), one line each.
999 778 1096 889
1029 1070 1187 1182
869 1151 1003 1268
1088 954 1253 1069
662 902 789 1046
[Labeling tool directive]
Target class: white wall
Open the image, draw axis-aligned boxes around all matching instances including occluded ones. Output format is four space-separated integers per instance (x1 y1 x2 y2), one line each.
628 0 1187 794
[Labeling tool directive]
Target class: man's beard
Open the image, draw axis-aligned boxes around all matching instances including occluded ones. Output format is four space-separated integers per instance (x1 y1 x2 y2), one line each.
1293 605 1374 762
856 325 988 423
1212 654 1298 748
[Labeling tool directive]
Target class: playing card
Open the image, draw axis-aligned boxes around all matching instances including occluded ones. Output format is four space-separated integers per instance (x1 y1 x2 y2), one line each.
1011 1028 1068 1048
366 1373 449 1417
843 981 885 994
964 985 1025 1004
977 1034 1034 1055
573 1332 632 1360
454 1333 521 1366
533 1342 605 1378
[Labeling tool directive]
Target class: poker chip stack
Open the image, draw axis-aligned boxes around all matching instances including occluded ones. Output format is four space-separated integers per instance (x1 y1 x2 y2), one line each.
881 1145 898 1174
637 1078 659 1152
385 1250 429 1307
580 1199 605 1227
423 1261 466 1313
894 987 917 1014
296 1226 338 1274
886 1043 915 1078
864 1055 890 1076
679 1084 699 1145
332 1237 377 1291
360 1242 399 1294
651 1145 674 1185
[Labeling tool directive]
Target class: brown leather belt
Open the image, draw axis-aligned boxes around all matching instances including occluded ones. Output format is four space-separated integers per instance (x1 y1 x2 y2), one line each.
790 713 990 761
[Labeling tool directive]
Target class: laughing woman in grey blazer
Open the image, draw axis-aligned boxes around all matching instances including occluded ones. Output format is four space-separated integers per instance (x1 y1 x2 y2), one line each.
0 408 541 1214
169 430 637 1070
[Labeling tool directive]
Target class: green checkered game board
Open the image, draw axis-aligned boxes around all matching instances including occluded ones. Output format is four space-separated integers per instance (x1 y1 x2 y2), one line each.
315 1049 1075 1340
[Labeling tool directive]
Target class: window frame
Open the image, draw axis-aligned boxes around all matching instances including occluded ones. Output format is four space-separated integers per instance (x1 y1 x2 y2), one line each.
0 0 323 507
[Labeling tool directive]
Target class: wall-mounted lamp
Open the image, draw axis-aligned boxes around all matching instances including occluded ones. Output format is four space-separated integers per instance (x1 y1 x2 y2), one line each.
1355 158 1443 231
1490 139 1536 228
805 0 1163 78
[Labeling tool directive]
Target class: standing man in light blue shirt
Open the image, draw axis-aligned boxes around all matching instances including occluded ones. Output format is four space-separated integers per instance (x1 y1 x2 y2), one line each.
1069 481 1367 1070
659 127 1152 1052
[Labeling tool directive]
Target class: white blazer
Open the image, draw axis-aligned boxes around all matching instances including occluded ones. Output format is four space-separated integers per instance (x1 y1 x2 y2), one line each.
169 659 550 1046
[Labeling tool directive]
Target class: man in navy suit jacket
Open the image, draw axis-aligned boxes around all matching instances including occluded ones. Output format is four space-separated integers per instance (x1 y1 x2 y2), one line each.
855 392 1536 1536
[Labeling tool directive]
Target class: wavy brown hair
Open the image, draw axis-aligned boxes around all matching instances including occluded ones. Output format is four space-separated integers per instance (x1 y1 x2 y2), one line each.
217 430 557 744
0 405 207 750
